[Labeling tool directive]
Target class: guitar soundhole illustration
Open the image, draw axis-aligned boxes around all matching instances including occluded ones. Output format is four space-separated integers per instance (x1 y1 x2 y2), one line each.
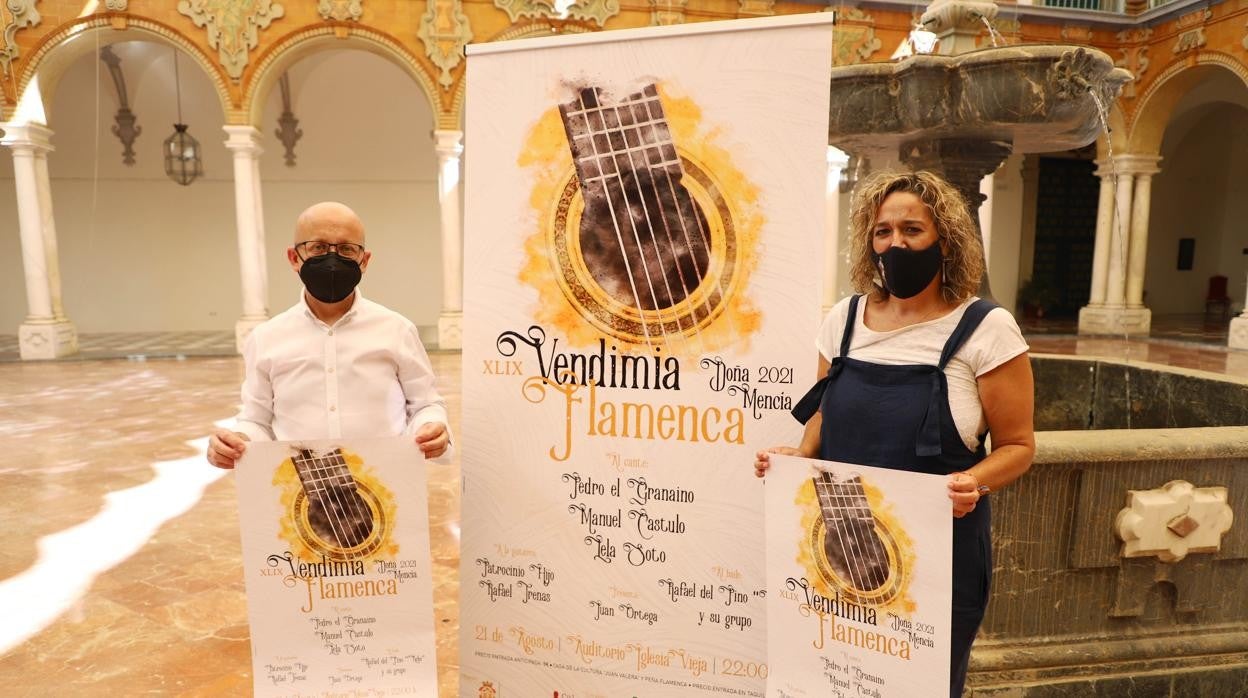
553 83 737 342
291 448 384 560
813 472 898 601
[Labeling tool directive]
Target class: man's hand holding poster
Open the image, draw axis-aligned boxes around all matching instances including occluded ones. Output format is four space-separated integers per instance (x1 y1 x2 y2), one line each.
764 454 952 697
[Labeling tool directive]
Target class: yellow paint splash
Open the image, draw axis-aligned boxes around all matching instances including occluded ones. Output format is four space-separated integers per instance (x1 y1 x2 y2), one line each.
516 82 763 358
794 475 917 617
273 448 399 563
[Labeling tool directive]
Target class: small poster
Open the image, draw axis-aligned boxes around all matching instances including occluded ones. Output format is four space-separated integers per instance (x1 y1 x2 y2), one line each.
235 437 438 697
764 454 952 697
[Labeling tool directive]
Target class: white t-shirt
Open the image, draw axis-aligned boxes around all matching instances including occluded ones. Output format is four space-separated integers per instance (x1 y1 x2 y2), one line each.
815 295 1029 452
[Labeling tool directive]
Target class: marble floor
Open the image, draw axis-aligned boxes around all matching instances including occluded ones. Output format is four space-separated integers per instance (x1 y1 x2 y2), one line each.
0 329 1244 697
0 353 462 697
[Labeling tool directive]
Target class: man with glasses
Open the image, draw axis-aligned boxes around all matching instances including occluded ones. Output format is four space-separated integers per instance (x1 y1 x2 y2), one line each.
207 201 450 469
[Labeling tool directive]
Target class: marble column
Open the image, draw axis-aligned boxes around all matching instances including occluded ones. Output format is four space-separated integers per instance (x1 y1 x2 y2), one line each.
1077 154 1152 336
223 125 270 352
1085 159 1115 307
1 122 77 359
823 146 850 316
1105 170 1133 307
434 129 464 350
1124 155 1160 308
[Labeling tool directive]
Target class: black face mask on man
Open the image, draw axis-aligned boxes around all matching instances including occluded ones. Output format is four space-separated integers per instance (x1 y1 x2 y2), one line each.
299 253 362 304
875 244 942 299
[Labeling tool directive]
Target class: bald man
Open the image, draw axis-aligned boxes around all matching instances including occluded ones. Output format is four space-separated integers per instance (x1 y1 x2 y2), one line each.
207 202 450 468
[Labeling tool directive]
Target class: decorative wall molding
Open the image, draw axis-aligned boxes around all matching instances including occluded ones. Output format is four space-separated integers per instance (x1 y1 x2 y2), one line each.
737 0 775 17
318 0 362 21
1 0 41 77
1173 27 1207 54
649 0 686 26
274 73 301 166
417 0 473 90
1175 7 1211 30
177 0 286 80
99 46 142 165
492 0 620 28
1114 28 1152 98
1115 480 1233 562
105 0 129 10
833 8 881 64
1061 25 1093 43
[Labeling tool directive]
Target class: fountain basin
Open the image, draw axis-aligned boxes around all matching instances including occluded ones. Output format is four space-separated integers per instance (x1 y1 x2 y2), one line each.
971 356 1248 694
828 45 1132 161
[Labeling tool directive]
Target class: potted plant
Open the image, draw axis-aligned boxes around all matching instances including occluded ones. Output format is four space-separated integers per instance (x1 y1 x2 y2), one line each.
1017 277 1058 319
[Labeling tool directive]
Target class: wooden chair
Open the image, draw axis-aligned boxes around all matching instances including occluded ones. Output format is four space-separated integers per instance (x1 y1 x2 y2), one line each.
1206 275 1232 319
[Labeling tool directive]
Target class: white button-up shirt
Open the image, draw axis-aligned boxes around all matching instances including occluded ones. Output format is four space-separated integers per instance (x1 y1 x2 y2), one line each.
234 291 449 443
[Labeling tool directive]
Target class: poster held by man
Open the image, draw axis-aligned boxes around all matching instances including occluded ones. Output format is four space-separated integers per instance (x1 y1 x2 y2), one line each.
235 437 439 697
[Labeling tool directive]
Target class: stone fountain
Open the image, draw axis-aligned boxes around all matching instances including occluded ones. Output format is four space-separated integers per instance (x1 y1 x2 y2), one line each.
827 0 1132 297
826 5 1248 695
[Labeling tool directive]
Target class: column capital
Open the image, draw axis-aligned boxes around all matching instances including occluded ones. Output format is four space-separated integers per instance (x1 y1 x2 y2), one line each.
223 124 264 155
0 121 54 153
1107 153 1161 177
433 129 464 159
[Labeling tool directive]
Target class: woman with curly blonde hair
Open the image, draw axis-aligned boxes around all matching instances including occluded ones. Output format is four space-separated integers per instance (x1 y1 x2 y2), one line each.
755 170 1035 697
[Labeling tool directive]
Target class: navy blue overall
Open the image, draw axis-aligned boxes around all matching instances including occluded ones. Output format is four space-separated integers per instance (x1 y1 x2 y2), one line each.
792 294 997 698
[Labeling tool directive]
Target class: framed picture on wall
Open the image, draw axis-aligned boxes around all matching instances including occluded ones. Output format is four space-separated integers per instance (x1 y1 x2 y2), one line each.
1177 238 1195 270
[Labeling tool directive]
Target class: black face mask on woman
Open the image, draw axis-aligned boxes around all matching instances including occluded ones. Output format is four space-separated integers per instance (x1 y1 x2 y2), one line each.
300 253 362 304
875 244 942 299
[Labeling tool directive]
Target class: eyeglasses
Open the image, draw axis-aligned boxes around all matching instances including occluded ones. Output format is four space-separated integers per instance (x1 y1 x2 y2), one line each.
295 241 366 261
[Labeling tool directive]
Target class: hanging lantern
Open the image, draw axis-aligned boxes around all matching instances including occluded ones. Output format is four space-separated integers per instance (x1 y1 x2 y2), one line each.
163 49 202 186
164 123 203 186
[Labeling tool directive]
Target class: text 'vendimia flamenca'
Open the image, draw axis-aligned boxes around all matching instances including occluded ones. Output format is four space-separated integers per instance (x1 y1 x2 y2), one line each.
523 374 744 461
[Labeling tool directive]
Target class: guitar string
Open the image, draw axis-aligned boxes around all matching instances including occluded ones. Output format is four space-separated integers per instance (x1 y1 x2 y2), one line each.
581 91 709 357
827 472 871 592
296 449 354 548
571 91 652 348
640 85 736 341
583 89 666 346
327 449 372 547
566 85 732 352
603 97 677 358
818 472 864 592
823 471 863 591
840 474 887 592
834 474 881 592
305 451 360 548
625 90 709 357
304 449 373 549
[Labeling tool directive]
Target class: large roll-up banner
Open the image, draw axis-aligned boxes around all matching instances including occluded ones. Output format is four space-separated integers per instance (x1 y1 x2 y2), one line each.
461 14 836 697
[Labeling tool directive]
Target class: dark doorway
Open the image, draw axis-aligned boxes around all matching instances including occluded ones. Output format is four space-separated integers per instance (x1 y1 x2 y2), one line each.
1031 157 1098 317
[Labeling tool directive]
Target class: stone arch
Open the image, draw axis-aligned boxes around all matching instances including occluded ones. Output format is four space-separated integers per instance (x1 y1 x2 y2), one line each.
487 20 597 43
9 17 232 124
1128 52 1248 155
244 26 443 129
1094 100 1130 159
